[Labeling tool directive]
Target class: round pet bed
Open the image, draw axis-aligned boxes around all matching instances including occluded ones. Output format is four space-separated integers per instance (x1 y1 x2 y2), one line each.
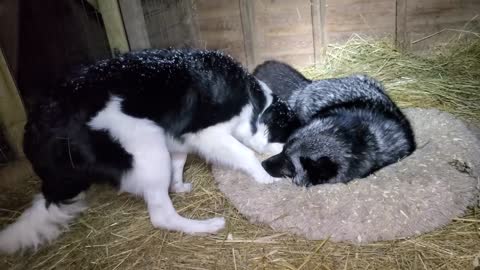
212 109 480 243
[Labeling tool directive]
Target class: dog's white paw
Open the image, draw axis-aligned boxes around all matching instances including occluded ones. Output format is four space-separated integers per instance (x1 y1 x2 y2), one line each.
186 217 226 234
201 217 226 233
253 171 283 184
264 143 284 155
169 183 193 193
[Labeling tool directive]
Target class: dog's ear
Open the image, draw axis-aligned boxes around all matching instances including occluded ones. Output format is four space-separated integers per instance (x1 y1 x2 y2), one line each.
300 156 338 184
260 97 301 143
253 60 311 100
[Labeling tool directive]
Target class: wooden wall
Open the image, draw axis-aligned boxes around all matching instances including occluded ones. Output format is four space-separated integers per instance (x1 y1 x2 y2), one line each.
124 0 480 70
407 0 480 51
142 0 198 48
15 0 111 102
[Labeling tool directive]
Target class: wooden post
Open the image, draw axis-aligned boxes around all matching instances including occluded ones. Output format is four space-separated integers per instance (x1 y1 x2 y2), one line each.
395 0 408 51
97 0 130 55
118 0 151 50
311 0 326 66
239 0 257 71
0 47 26 158
183 0 200 47
86 0 98 10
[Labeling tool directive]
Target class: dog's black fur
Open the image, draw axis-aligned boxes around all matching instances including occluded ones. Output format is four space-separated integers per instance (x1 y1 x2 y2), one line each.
258 96 301 143
24 49 268 204
0 49 294 254
253 60 311 100
254 60 416 186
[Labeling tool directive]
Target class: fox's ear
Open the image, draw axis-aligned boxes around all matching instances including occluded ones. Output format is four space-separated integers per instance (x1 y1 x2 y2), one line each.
253 60 310 100
300 156 338 184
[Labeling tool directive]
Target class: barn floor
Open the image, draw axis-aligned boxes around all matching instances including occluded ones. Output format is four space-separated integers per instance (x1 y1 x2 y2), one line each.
1 37 480 269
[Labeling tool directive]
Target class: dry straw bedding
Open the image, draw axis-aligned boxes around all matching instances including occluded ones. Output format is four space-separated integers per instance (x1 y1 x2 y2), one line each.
1 36 480 269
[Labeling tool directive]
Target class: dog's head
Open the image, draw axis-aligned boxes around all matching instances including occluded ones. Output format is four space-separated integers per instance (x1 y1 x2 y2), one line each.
259 95 301 143
253 60 311 101
261 120 346 186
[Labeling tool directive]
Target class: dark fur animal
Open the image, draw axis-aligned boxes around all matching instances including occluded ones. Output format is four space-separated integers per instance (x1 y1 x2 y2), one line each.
0 49 283 254
254 60 416 186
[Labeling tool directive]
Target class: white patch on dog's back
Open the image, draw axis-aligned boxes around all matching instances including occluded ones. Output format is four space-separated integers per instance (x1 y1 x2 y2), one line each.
0 193 86 254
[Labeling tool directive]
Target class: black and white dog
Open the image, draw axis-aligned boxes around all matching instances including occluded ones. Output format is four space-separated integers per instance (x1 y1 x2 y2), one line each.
254 61 416 186
0 49 283 254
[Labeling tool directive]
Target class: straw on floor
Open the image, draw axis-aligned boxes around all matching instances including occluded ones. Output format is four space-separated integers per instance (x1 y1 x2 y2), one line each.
1 36 480 269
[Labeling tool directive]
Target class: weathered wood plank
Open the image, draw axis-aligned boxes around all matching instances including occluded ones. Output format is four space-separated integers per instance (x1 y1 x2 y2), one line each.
311 0 326 65
86 0 98 10
143 0 196 48
119 0 151 50
395 0 408 51
195 0 246 63
0 0 19 77
253 0 315 68
0 47 26 158
98 0 130 54
184 0 201 47
239 0 258 70
407 0 480 51
325 0 396 43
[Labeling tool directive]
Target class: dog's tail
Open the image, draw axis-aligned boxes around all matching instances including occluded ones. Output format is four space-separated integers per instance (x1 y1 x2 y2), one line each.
0 193 86 254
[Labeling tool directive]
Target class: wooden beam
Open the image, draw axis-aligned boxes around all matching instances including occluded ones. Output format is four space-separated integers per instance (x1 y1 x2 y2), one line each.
118 0 151 50
239 0 257 71
0 47 26 158
98 0 130 55
184 0 200 47
86 0 98 11
395 0 408 51
311 0 326 66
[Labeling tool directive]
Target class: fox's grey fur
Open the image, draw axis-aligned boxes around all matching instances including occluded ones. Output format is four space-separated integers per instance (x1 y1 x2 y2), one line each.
254 60 416 186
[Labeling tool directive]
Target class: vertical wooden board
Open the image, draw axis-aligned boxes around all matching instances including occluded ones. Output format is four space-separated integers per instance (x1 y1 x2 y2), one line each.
184 0 201 47
407 0 480 51
119 0 151 50
98 0 130 54
311 0 327 65
0 0 19 77
0 48 26 158
142 0 197 48
253 0 315 68
195 0 247 64
239 0 257 70
395 0 408 51
325 0 396 43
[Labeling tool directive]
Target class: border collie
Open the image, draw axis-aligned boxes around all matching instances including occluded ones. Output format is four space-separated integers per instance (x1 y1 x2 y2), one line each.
0 49 283 254
254 60 416 186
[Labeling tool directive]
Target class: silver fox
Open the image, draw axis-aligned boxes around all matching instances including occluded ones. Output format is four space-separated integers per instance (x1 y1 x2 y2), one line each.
254 60 416 186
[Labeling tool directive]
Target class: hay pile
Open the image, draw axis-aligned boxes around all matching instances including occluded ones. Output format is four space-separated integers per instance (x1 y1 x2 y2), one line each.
1 37 480 269
302 36 480 122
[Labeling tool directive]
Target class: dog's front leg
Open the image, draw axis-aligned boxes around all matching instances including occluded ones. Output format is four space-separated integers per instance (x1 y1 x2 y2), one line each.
233 121 284 155
169 152 192 193
185 127 282 184
144 189 225 234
